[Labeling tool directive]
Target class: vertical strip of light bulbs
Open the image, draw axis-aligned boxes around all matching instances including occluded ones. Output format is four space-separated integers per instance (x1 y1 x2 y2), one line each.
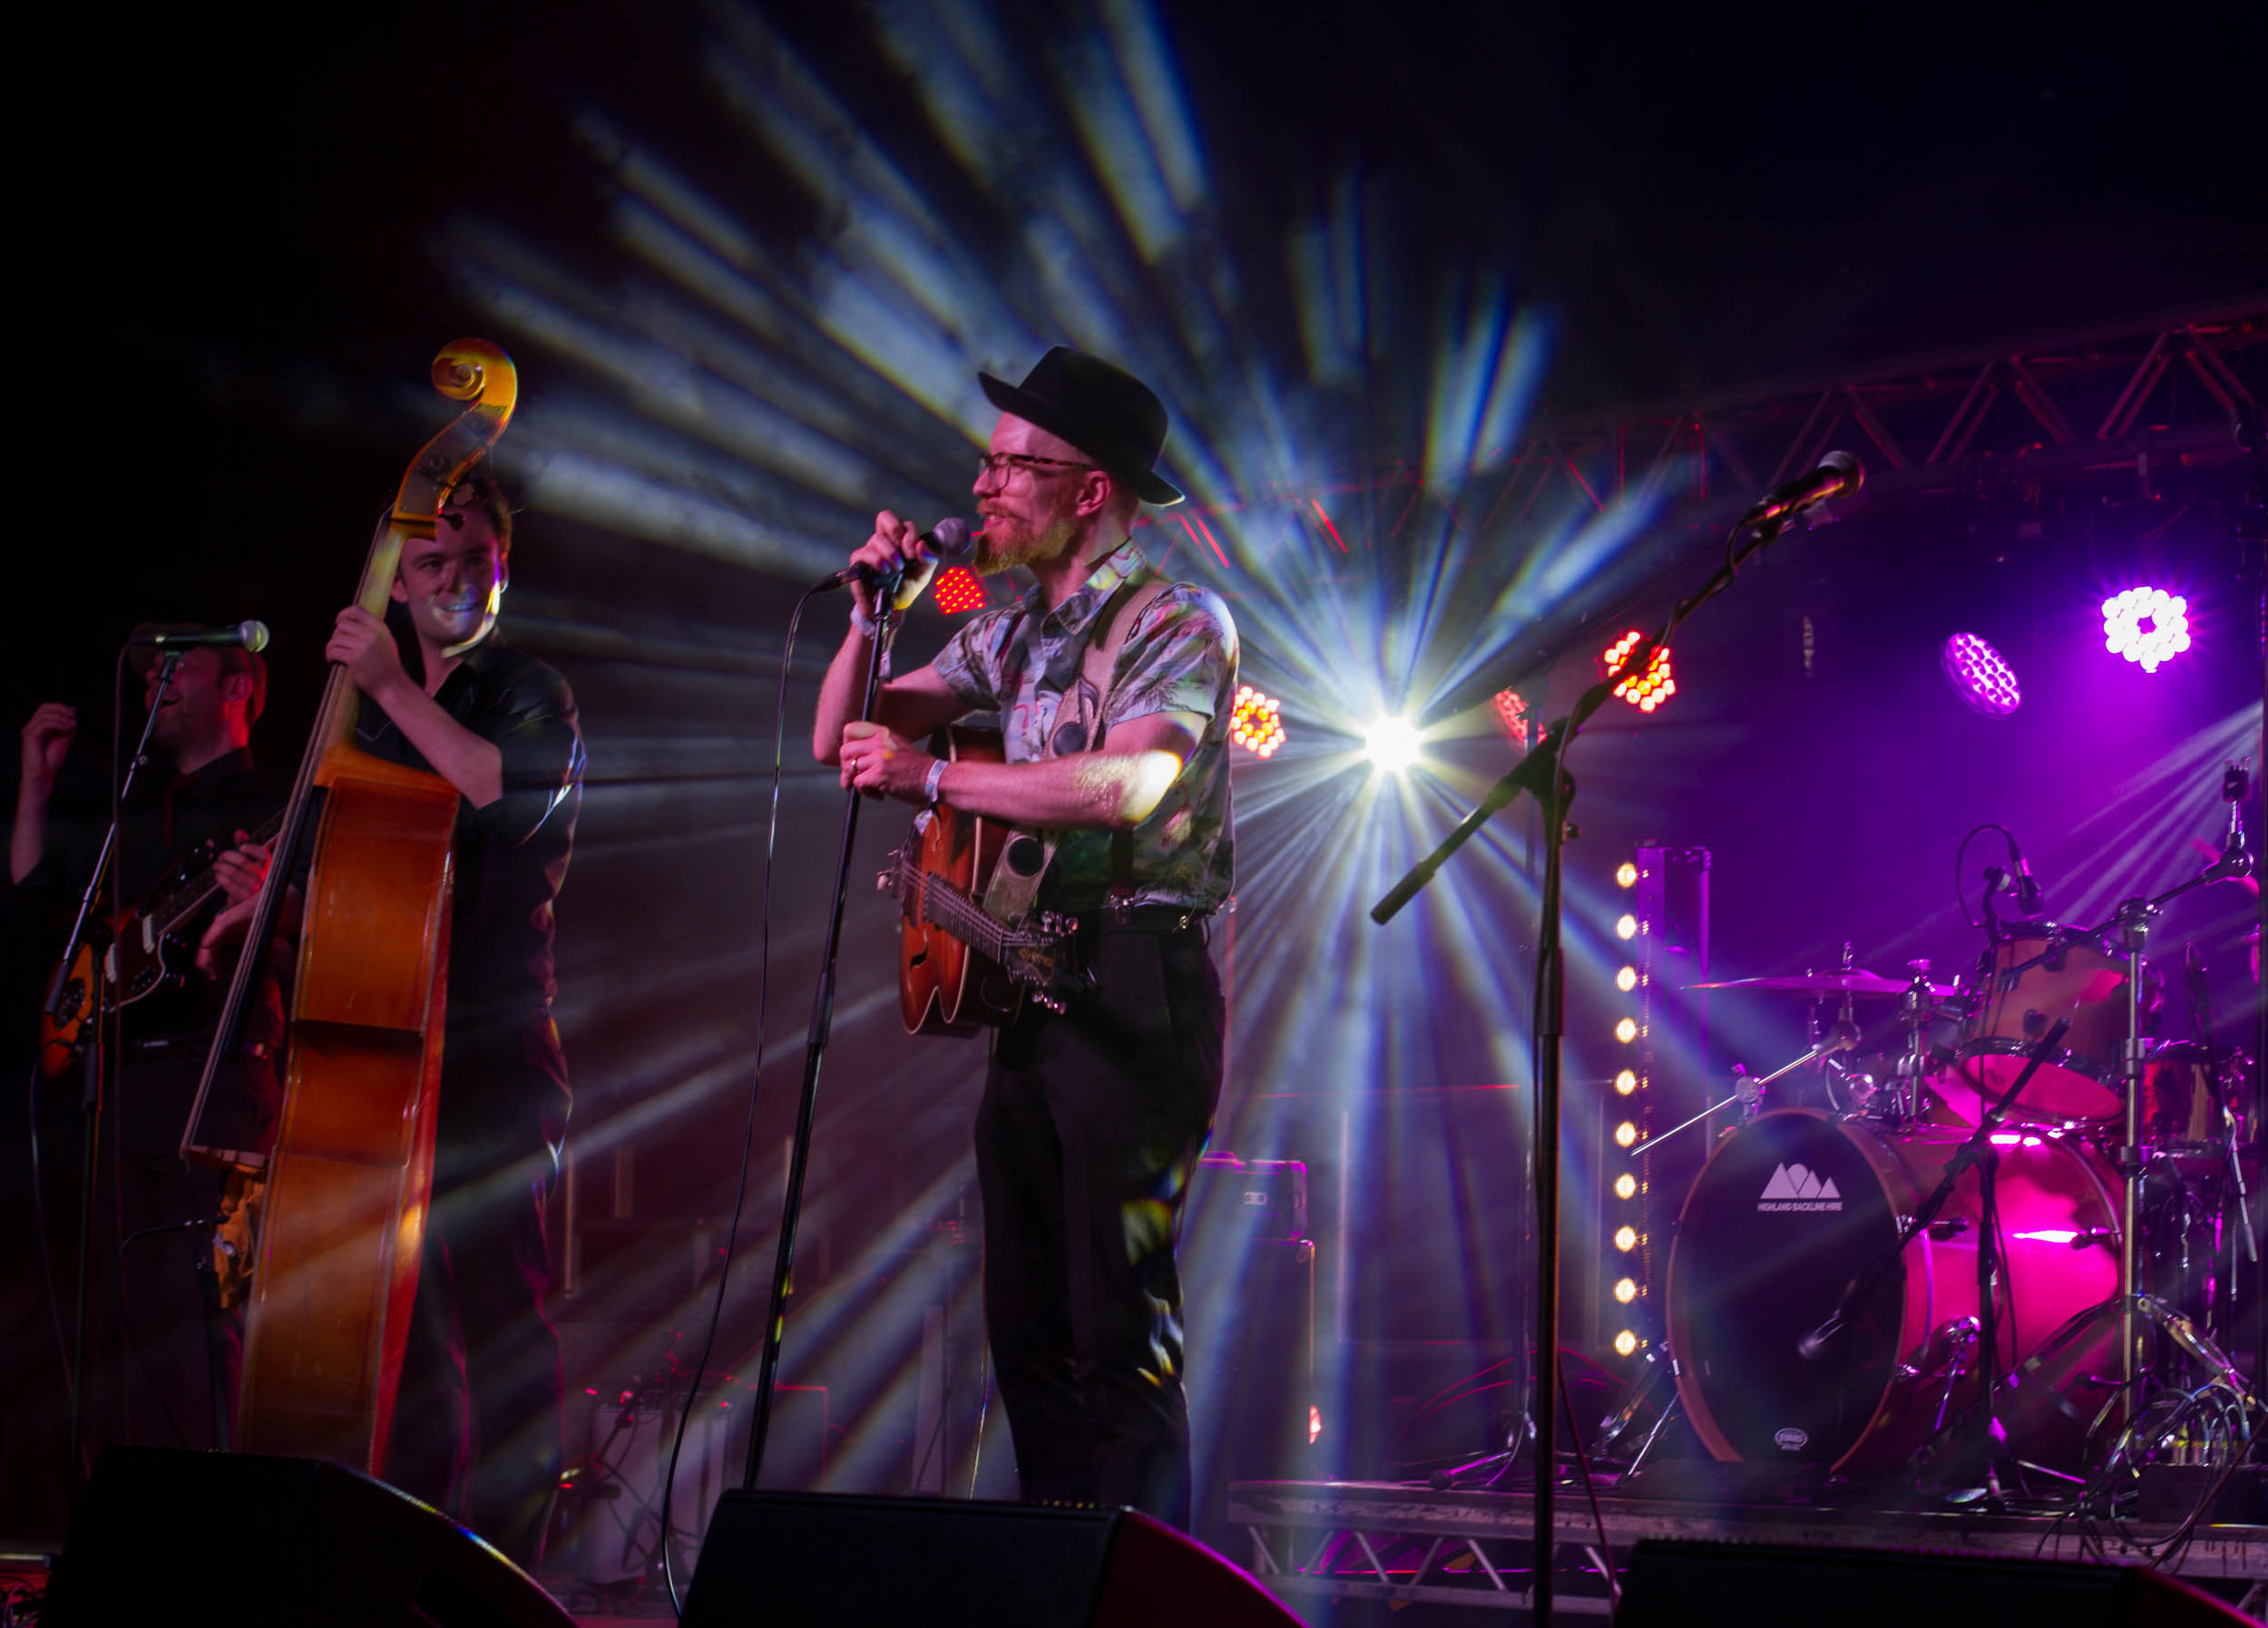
1609 856 1646 1358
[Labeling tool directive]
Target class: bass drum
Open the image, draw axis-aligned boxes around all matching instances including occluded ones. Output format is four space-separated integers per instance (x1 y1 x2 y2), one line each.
1666 1109 2118 1477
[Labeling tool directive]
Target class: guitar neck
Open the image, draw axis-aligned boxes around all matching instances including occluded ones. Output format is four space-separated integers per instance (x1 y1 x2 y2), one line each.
904 850 1012 960
148 810 288 937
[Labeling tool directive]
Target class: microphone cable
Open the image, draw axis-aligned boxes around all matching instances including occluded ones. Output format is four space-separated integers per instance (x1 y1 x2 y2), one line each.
658 584 825 1618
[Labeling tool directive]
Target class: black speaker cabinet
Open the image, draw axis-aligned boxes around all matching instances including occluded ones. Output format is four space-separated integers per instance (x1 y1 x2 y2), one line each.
44 1447 575 1627
681 1490 1304 1627
1617 1537 2253 1627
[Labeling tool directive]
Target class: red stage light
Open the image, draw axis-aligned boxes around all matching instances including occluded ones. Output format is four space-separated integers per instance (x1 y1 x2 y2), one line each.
931 565 987 615
1229 685 1286 757
1491 687 1530 749
1599 630 1676 713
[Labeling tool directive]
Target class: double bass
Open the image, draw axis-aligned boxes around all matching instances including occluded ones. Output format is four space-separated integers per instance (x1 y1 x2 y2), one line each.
185 340 516 1472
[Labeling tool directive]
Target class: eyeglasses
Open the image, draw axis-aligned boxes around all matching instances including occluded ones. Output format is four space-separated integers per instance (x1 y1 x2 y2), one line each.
976 451 1101 483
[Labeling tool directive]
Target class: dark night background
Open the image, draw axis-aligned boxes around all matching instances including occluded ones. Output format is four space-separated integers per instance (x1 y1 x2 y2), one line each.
8 0 2266 1554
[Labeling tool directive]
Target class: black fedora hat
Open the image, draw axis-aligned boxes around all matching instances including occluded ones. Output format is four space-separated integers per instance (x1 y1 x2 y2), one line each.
978 346 1183 507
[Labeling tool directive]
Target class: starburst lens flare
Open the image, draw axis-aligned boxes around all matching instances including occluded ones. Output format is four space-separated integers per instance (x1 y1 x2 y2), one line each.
1601 629 1676 713
1229 685 1286 758
1363 714 1422 774
1941 631 2021 717
2102 587 2192 673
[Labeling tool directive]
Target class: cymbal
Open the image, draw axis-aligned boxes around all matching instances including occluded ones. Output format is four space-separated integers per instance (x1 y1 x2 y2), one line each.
1690 970 1954 998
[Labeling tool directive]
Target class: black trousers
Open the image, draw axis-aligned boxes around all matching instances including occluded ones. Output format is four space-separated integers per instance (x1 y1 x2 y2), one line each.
973 919 1224 1527
386 1019 569 1567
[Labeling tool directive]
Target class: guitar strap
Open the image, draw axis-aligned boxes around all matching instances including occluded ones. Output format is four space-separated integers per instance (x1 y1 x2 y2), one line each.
981 567 1173 924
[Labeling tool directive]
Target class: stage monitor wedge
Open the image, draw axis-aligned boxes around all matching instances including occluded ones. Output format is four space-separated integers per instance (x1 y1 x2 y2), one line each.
681 1490 1304 1628
44 1446 575 1628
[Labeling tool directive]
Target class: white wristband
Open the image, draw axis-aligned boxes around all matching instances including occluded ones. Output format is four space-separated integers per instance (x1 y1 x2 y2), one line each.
923 757 949 806
848 606 878 640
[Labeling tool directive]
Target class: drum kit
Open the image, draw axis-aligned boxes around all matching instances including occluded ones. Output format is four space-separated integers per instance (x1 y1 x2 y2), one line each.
1646 774 2263 1506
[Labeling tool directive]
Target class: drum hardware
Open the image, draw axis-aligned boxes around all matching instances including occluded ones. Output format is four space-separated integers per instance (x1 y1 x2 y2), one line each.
1908 1317 1980 1454
1790 1019 2070 1500
1588 1345 1683 1476
1892 961 1942 1124
1690 970 1956 997
1644 1028 1864 1153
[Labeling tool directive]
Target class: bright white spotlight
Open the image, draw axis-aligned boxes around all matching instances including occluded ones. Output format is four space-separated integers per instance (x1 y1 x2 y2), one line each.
1363 714 1422 773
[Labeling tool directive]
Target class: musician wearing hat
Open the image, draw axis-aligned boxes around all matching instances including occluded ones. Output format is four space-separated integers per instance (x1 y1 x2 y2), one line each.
814 346 1237 1526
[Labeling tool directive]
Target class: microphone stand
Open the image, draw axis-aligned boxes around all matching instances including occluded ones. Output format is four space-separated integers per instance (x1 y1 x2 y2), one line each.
44 650 184 1492
742 583 900 1489
1374 499 1813 1619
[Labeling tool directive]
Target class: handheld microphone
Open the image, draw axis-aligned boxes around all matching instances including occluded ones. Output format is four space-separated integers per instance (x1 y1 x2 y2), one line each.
1740 451 1864 530
816 518 976 611
131 620 271 653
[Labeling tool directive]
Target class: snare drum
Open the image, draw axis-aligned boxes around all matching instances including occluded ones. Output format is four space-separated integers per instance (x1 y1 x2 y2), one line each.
1666 1109 2120 1476
1931 926 2157 1127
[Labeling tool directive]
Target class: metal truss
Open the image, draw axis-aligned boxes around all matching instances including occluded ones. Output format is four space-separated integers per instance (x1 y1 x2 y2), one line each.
1472 296 2266 529
1227 1479 2268 1617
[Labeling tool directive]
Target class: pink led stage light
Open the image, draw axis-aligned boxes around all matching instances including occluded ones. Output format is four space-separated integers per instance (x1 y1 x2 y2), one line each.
1941 631 2020 717
2101 586 2191 672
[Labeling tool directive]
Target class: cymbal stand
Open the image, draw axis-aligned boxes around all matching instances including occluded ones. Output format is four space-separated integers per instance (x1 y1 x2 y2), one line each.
2112 893 2154 1417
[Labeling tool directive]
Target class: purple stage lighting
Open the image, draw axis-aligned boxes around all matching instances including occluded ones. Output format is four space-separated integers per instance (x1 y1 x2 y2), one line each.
2101 587 2192 673
1941 632 2021 717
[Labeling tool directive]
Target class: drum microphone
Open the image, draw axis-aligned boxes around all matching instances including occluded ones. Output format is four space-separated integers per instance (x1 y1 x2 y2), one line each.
815 518 976 612
2009 846 2043 915
1739 451 1863 530
131 620 271 653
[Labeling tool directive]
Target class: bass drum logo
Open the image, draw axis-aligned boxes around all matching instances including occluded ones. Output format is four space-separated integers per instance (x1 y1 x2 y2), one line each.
1774 1426 1809 1452
1757 1162 1842 1213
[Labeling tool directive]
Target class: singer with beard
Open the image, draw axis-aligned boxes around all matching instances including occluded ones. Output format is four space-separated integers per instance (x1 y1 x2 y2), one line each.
310 469 585 1565
813 347 1237 1526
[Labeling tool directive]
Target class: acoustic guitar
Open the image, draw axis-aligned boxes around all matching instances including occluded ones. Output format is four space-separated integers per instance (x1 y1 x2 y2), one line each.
880 728 1083 1035
38 809 287 1077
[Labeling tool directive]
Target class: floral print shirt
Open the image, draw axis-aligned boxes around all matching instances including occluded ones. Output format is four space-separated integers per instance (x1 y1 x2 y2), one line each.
930 540 1237 913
